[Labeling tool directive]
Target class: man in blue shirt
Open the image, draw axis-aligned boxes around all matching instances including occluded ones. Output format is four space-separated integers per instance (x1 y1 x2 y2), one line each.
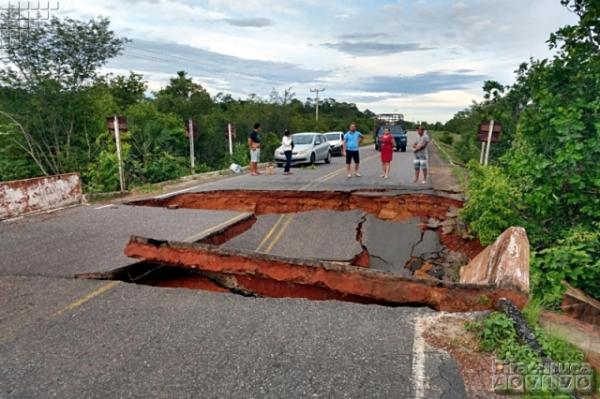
342 122 363 178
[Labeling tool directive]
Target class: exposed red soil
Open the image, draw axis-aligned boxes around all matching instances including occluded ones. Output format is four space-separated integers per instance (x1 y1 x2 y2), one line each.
350 249 370 268
125 236 527 311
154 275 230 292
439 233 483 260
133 190 460 221
232 275 389 304
197 214 257 245
131 189 484 260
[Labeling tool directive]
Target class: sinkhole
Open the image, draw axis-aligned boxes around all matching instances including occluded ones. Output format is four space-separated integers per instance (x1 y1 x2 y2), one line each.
78 190 527 311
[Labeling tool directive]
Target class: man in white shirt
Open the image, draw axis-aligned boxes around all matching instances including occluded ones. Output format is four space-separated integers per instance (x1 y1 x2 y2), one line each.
282 129 293 175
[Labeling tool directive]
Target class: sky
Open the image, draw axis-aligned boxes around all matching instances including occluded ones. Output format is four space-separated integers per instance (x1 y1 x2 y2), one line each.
56 0 577 122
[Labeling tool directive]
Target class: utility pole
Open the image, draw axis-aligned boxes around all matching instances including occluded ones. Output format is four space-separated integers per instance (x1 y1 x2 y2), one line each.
310 88 325 121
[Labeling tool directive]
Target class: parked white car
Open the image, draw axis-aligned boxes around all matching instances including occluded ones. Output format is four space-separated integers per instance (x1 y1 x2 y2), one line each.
324 131 344 156
274 132 332 166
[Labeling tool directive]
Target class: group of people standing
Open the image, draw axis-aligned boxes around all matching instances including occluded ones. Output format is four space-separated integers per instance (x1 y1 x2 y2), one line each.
247 122 430 183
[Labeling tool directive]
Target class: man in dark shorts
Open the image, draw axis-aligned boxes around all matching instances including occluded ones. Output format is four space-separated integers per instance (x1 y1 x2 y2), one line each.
248 122 261 176
342 122 363 178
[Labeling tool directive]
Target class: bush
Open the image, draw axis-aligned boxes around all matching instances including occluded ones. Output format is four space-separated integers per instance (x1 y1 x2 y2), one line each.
83 149 121 192
439 131 454 145
230 142 250 166
460 161 525 245
531 224 600 307
259 131 280 163
468 311 586 397
144 152 188 183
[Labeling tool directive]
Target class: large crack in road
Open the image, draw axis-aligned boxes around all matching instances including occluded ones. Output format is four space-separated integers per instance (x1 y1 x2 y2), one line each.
77 189 527 311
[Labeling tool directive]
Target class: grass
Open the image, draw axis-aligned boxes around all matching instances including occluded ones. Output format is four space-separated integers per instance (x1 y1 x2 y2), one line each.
429 130 464 166
451 167 468 189
360 134 375 146
467 304 593 397
130 183 162 194
523 297 544 327
85 191 129 203
427 130 469 190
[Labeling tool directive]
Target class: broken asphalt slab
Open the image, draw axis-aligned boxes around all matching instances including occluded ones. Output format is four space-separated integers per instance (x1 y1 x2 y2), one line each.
362 215 424 275
123 236 528 311
222 210 365 262
0 205 244 278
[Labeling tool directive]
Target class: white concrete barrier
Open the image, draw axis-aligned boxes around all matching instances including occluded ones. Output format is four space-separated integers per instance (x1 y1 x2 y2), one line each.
0 173 82 220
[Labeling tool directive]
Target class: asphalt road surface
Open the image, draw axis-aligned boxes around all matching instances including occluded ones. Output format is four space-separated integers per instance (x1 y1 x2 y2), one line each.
0 132 469 398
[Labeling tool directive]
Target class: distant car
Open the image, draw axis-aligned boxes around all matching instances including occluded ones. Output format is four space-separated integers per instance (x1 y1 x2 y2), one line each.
274 132 332 166
324 131 344 156
375 125 407 152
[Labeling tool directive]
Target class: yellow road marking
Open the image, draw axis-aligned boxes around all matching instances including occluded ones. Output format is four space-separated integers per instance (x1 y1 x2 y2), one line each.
255 151 379 253
263 214 295 253
255 214 286 251
53 281 119 317
48 215 252 319
314 153 379 185
184 212 252 242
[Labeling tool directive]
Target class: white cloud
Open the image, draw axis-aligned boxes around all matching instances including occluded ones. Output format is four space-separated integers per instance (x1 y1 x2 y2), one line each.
56 0 577 122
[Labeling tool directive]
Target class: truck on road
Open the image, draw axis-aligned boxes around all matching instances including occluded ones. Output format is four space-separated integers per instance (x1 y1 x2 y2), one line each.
375 125 407 152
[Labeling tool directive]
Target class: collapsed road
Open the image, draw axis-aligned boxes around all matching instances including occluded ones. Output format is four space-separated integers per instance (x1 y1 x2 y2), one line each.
84 189 524 311
0 137 530 398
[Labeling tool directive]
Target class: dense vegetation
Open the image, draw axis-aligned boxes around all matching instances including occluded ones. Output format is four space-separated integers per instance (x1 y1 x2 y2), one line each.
444 0 600 305
0 16 377 192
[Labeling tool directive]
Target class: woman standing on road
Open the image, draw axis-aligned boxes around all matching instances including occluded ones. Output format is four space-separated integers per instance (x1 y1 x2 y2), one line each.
282 129 293 175
379 127 396 178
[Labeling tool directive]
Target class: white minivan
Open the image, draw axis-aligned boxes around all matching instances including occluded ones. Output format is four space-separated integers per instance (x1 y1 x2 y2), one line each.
274 133 332 166
324 131 344 156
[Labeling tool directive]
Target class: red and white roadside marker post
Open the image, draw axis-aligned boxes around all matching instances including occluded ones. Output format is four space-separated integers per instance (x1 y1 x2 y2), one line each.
227 123 233 156
188 118 195 173
477 120 502 166
107 115 128 193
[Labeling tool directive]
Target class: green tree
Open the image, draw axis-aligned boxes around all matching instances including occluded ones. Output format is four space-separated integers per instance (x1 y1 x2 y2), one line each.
104 72 147 111
455 0 600 301
0 16 127 89
0 16 126 176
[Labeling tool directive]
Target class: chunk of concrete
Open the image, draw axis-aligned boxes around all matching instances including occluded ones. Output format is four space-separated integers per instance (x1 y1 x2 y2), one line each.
124 235 528 311
459 227 530 294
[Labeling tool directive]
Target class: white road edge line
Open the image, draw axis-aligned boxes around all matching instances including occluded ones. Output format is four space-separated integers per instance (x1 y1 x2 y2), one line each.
154 185 202 199
412 312 480 399
184 212 252 242
94 204 114 210
412 314 430 399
